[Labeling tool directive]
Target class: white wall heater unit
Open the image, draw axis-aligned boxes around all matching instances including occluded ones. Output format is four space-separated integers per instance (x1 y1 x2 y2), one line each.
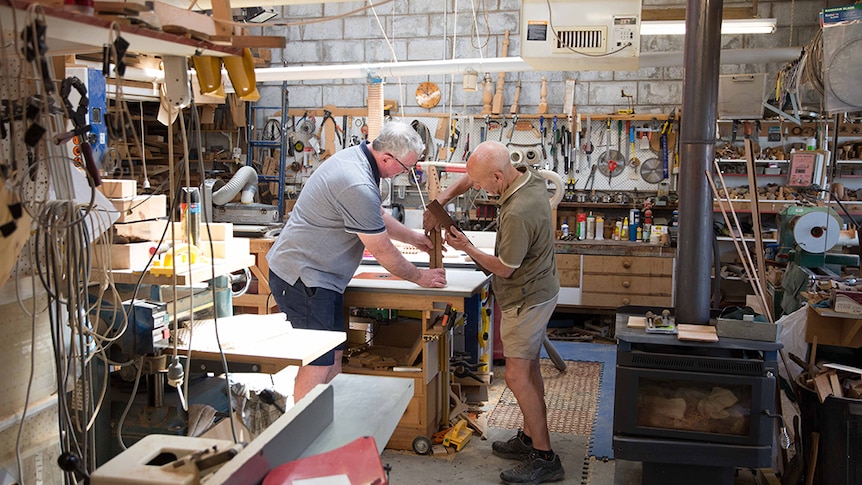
520 0 642 71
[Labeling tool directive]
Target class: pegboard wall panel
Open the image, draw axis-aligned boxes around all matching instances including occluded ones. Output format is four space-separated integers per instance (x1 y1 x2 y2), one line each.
0 408 62 484
434 115 676 194
0 295 57 418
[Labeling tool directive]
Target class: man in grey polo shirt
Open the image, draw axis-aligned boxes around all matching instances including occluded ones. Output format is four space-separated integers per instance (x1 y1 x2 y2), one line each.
437 141 563 485
267 121 447 404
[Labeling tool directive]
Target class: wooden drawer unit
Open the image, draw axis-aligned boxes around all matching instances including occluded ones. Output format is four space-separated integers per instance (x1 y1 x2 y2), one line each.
581 255 674 307
582 255 673 275
556 253 581 288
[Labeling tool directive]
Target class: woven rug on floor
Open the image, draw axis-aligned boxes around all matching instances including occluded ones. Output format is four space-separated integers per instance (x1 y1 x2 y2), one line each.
487 359 602 436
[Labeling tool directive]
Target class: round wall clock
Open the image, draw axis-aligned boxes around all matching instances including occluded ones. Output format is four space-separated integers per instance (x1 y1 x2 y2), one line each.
415 82 441 109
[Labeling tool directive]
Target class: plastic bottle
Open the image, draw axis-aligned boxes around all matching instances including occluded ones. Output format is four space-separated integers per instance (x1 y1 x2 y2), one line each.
621 217 629 240
586 212 595 239
806 136 817 151
613 220 622 240
561 218 569 238
595 216 604 240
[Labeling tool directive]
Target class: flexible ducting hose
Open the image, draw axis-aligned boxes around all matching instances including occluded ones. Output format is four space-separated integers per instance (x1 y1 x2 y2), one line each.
212 165 258 206
539 169 565 208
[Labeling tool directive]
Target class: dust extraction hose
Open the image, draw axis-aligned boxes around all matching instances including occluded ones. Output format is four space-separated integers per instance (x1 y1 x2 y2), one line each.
212 165 258 206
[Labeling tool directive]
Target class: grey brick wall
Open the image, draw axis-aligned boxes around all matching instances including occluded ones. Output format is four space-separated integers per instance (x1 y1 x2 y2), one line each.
257 0 823 116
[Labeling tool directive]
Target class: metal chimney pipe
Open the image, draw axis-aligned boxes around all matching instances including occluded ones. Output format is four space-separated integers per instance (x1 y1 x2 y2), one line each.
675 0 724 324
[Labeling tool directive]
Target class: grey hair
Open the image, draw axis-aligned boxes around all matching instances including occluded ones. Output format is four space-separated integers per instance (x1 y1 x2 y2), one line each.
371 120 425 159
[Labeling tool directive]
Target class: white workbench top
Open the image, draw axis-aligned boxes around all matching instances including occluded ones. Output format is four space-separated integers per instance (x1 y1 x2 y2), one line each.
348 265 490 297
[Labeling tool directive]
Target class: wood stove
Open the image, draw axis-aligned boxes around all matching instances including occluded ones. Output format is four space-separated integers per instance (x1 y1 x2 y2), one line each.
613 307 783 485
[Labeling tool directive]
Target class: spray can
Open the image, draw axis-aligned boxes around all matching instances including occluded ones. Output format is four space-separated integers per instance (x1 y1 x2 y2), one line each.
577 213 587 240
181 186 201 247
586 212 596 239
595 216 604 240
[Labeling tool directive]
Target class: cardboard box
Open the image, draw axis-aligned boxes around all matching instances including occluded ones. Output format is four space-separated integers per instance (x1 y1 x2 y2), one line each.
833 290 862 315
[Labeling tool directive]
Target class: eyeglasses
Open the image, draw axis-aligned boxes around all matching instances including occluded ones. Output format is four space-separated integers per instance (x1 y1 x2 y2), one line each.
390 154 413 175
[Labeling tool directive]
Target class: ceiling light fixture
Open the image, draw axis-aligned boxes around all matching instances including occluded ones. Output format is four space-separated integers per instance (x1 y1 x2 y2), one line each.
640 18 777 36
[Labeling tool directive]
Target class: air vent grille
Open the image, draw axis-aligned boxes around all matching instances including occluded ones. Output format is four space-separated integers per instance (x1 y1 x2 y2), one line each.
554 27 607 54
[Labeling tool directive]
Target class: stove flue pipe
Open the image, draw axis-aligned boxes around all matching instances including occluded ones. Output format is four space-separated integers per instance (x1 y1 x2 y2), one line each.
675 0 724 324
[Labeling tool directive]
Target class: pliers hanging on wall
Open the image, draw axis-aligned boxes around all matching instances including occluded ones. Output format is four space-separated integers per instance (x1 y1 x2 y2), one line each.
316 109 343 147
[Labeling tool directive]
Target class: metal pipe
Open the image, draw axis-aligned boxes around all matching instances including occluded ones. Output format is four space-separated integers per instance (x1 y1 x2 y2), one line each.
675 0 724 324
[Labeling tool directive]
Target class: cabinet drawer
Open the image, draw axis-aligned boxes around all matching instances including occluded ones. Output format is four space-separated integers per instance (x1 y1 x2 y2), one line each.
581 292 673 308
582 255 673 275
556 254 580 288
581 274 672 295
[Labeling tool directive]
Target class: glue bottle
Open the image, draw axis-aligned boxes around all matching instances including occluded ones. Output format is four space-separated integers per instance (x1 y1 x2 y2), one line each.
595 216 604 240
620 217 629 240
561 218 569 238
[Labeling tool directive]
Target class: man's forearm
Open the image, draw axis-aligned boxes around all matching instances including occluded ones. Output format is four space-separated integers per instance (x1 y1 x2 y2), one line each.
434 174 473 206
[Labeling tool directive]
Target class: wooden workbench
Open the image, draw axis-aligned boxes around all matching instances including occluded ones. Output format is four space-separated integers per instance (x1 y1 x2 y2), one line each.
342 266 491 449
173 313 346 374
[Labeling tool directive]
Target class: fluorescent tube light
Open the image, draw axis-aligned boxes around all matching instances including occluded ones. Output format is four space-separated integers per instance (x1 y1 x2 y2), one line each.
640 18 777 35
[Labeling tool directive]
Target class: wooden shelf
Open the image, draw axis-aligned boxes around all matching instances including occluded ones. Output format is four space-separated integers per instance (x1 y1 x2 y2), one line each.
558 202 678 210
0 0 241 58
713 199 862 215
717 159 790 163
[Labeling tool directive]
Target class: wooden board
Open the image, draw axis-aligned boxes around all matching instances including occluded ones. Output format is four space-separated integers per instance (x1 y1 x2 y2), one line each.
99 178 137 198
676 324 719 342
111 194 166 223
426 201 491 275
627 316 646 328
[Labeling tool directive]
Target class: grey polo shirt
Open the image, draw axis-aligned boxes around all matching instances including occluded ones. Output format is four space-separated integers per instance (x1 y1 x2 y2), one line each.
493 166 560 310
267 143 384 292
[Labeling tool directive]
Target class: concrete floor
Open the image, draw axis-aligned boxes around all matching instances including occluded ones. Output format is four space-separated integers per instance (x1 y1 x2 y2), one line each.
379 362 769 485
235 352 774 484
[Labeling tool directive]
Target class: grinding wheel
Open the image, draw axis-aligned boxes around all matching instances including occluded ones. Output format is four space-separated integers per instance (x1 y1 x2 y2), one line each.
596 149 625 177
640 157 664 183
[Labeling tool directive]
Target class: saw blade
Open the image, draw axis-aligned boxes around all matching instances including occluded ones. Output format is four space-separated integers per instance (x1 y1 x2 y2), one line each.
640 157 664 183
596 149 625 177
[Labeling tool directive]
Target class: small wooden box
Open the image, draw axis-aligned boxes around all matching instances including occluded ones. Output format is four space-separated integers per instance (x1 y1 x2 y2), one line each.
92 242 153 270
112 195 166 223
99 179 137 199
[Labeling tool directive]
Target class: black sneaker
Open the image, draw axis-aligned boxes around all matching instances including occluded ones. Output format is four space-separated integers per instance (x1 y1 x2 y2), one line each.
492 430 533 460
500 450 565 485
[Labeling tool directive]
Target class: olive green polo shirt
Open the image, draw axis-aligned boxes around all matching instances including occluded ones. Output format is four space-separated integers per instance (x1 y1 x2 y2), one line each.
493 166 559 310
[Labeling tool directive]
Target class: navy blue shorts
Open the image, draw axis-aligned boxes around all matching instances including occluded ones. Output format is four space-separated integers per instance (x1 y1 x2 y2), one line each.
269 270 345 366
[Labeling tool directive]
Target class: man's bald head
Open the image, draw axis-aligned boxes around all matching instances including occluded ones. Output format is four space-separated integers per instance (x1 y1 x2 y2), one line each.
466 141 519 196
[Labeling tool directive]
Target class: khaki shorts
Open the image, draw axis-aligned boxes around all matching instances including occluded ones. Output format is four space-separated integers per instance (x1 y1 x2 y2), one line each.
500 295 558 359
